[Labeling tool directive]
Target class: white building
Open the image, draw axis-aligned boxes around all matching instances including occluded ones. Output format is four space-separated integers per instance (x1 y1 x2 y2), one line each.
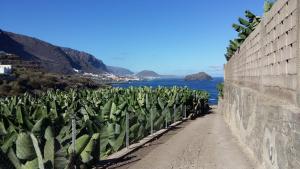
0 65 12 75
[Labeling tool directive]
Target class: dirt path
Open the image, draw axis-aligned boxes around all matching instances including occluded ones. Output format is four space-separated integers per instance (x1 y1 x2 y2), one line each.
106 107 257 169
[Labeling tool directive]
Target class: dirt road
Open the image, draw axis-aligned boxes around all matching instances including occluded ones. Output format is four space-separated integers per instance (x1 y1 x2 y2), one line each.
107 107 257 169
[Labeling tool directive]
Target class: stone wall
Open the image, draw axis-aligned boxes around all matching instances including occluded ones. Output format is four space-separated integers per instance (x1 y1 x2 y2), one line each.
225 0 298 105
219 83 300 169
221 0 300 168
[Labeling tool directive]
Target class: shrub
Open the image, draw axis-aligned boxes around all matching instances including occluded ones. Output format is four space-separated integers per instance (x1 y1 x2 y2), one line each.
217 83 224 98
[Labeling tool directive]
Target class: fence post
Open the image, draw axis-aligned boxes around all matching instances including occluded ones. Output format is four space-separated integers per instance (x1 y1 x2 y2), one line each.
70 113 77 169
184 105 187 119
180 105 183 119
125 111 129 148
150 109 153 135
71 114 76 154
165 113 168 129
173 104 176 123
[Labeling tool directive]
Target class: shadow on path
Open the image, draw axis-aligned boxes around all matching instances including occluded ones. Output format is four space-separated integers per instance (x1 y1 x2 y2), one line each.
95 107 216 169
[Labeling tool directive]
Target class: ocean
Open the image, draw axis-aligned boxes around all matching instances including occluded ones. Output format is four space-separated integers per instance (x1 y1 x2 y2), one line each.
112 77 224 105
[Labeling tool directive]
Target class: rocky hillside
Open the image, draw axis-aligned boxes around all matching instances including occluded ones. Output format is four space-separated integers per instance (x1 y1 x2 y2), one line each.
184 72 213 81
61 47 108 74
0 52 106 96
0 29 108 74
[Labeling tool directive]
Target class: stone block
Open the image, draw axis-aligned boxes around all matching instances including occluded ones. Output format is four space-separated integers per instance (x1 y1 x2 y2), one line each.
290 11 297 28
288 0 297 13
287 57 297 75
288 27 297 45
291 44 296 58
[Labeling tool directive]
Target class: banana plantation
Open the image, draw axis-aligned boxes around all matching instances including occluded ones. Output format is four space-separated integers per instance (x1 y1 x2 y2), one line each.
0 87 209 169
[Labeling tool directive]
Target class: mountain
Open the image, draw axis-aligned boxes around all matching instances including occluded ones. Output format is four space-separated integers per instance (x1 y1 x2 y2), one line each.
135 70 180 79
0 29 108 74
0 51 106 96
184 72 213 81
107 66 134 76
60 47 108 74
136 70 161 79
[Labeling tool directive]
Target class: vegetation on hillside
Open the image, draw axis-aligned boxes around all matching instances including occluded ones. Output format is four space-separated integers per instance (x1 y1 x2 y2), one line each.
225 0 276 61
0 53 107 96
0 68 105 97
0 87 209 168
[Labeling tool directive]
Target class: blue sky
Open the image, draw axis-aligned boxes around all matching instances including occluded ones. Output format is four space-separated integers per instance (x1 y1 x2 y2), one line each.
0 0 264 76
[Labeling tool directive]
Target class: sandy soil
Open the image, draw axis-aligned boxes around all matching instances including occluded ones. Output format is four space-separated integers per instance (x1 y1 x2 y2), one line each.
102 107 257 169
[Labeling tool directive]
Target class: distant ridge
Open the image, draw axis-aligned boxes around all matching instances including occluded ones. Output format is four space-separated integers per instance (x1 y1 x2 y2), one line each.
107 66 134 76
0 29 108 74
136 70 160 78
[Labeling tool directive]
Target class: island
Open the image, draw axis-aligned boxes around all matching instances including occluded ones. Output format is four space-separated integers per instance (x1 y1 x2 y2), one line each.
184 72 213 81
135 70 161 79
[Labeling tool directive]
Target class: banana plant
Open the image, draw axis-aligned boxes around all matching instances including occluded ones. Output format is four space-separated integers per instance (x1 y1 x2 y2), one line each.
264 0 275 13
224 0 277 61
225 10 261 61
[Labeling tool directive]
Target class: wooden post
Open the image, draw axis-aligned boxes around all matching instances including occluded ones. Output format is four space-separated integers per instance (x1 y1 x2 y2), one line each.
126 112 129 148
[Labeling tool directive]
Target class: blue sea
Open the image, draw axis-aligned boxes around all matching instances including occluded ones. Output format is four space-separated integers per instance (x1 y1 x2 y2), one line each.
112 77 224 105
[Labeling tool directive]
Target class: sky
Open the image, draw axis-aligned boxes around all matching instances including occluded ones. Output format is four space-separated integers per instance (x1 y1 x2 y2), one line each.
0 0 264 76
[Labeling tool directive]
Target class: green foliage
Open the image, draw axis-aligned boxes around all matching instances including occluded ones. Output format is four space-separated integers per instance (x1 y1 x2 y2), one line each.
225 10 261 61
264 0 275 13
0 87 209 168
217 83 224 99
225 1 276 61
0 68 107 97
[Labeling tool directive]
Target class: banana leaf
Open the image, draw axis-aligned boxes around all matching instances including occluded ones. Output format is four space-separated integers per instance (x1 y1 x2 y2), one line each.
44 127 54 167
29 133 44 169
8 148 21 169
67 134 90 155
80 133 100 163
1 132 17 153
16 133 36 160
21 158 38 169
108 130 125 152
0 121 7 135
